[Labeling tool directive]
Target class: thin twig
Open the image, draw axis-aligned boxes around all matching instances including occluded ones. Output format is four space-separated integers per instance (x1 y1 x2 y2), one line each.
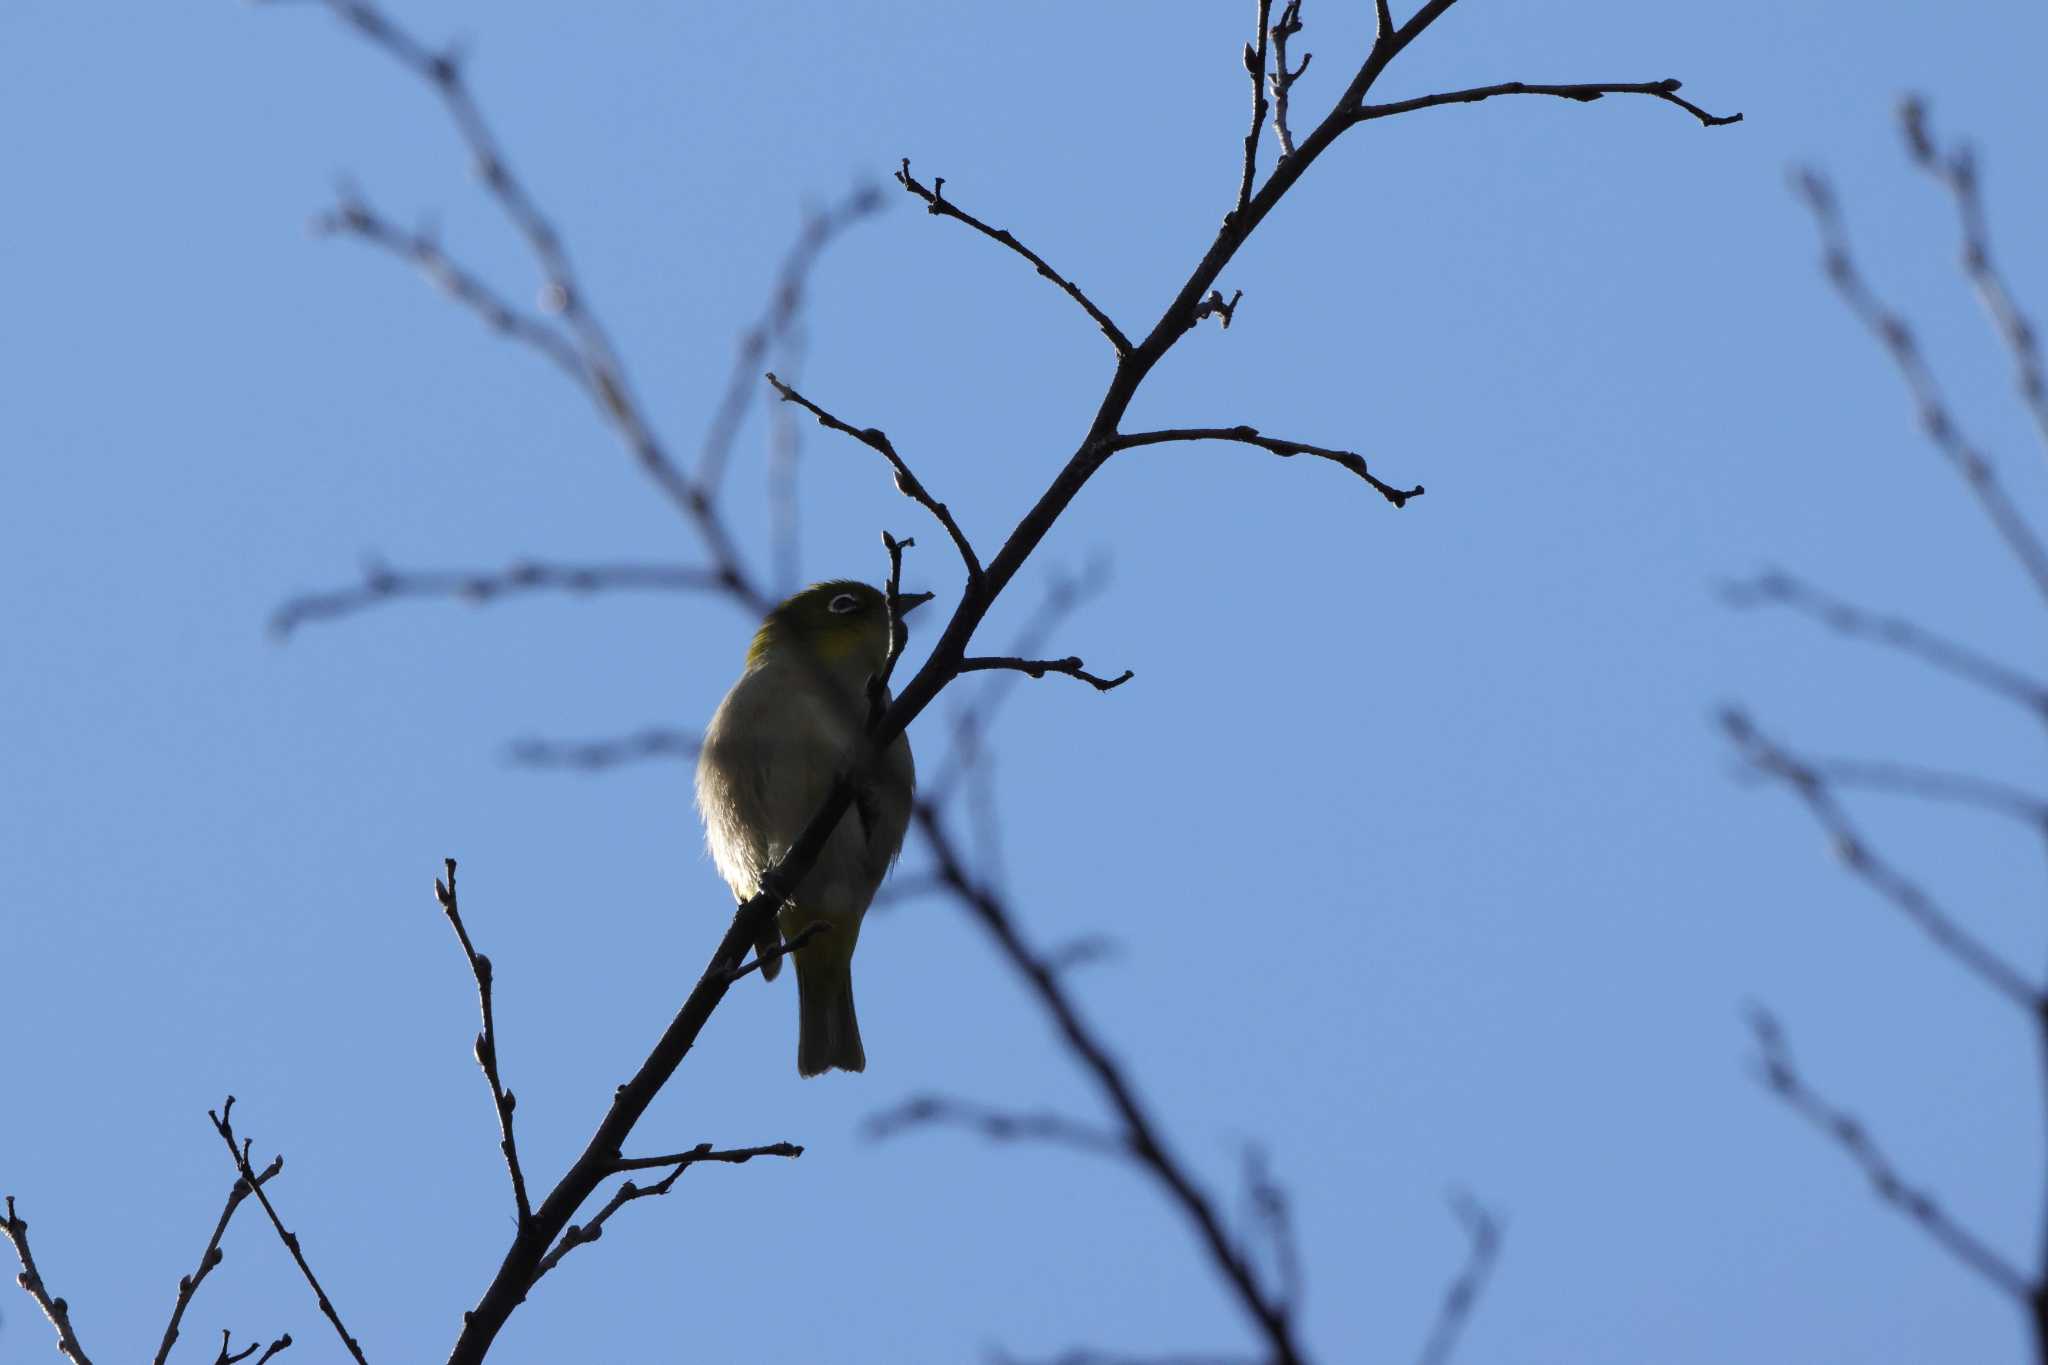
1747 1006 2030 1300
958 655 1134 692
1415 1192 1502 1365
609 1141 804 1174
214 1330 293 1365
766 373 983 579
1238 0 1276 215
1267 1 1311 161
271 559 722 638
1106 425 1422 507
1721 571 2048 720
864 1095 1129 1156
1899 98 2048 457
1357 77 1742 128
1792 167 2048 606
3 1196 94 1365
508 729 701 770
530 1144 801 1285
1806 759 2048 830
156 1159 284 1365
208 1099 367 1365
894 160 1132 357
1722 710 2040 1011
435 860 532 1231
726 920 829 984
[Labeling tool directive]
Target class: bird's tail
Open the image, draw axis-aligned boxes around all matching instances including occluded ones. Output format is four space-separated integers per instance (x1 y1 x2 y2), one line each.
794 949 865 1077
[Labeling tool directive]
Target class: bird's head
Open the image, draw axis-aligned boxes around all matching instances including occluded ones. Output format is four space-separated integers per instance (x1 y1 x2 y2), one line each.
745 580 926 689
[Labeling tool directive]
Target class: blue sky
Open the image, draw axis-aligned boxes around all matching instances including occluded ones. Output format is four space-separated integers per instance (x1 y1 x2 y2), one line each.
5 2 2047 1362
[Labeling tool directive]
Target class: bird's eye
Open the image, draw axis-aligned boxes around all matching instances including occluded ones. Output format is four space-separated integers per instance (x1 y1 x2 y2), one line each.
828 592 861 615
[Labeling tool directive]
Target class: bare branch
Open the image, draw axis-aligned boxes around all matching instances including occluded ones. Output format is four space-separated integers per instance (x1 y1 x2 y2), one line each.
1238 0 1276 216
434 860 532 1231
1415 1191 1503 1365
893 160 1133 357
1239 1146 1301 1319
1805 759 2048 830
874 530 919 713
1107 425 1422 507
508 728 701 770
1899 98 2048 457
1721 571 2048 720
1267 1 1311 161
696 186 886 498
214 1330 293 1365
1722 710 2040 1011
1792 167 2048 605
208 1099 367 1365
271 559 722 638
958 655 1134 692
3 1196 94 1365
766 372 984 579
1747 1006 2031 1300
530 1143 799 1286
864 1095 1128 1157
1357 77 1742 128
726 920 830 984
1192 289 1243 331
156 1159 284 1365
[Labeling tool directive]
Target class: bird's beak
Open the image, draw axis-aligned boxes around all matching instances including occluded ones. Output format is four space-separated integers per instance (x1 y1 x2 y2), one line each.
893 591 934 617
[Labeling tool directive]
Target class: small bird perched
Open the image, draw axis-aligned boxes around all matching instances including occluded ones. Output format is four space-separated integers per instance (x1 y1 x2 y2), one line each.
696 580 918 1076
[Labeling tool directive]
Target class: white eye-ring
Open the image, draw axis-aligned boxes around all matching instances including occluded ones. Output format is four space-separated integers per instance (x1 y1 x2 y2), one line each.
828 592 861 615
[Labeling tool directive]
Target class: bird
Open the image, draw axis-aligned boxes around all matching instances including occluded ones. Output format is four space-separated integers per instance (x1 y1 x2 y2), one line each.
696 580 918 1076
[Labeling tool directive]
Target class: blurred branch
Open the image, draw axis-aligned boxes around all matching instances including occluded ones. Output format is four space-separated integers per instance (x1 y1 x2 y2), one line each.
1356 77 1741 128
894 160 1132 357
208 1098 367 1365
957 655 1134 692
3 1196 93 1365
1721 571 2048 720
766 373 984 580
1806 759 2048 830
507 728 701 770
271 559 722 639
155 1159 284 1365
1747 1007 2030 1301
1105 427 1423 508
1415 1192 1502 1365
865 1095 1128 1157
1722 710 2039 1012
1899 98 2048 455
434 860 532 1231
1792 167 2048 605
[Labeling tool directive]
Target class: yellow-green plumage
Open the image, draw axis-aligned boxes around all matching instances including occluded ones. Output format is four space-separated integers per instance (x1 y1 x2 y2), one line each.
696 581 916 1076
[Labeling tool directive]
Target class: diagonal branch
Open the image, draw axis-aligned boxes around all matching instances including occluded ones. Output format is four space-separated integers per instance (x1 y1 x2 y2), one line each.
1721 571 2048 721
3 1196 94 1365
1747 1006 2031 1301
1106 425 1423 507
894 160 1133 357
1899 98 2048 458
766 372 984 579
1792 167 2048 606
208 1099 367 1365
530 1143 801 1285
1722 710 2040 1012
1415 1192 1503 1365
155 1159 285 1365
434 860 532 1231
271 559 722 638
1356 77 1742 128
958 655 1134 692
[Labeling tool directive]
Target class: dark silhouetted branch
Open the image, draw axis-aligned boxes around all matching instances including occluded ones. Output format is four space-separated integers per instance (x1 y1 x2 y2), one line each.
1722 710 2039 1012
958 655 1134 692
865 1095 1128 1157
1416 1192 1502 1365
1748 1007 2029 1301
1356 77 1741 128
1267 2 1311 161
766 374 984 581
1793 167 2048 605
156 1159 284 1365
271 559 722 638
212 1330 292 1365
434 860 532 1231
1238 0 1276 216
1106 426 1422 507
726 920 830 984
529 1143 800 1285
609 1142 804 1175
1899 98 2048 455
1192 289 1243 330
1721 571 2048 720
894 160 1132 357
3 1196 94 1364
208 1099 367 1365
